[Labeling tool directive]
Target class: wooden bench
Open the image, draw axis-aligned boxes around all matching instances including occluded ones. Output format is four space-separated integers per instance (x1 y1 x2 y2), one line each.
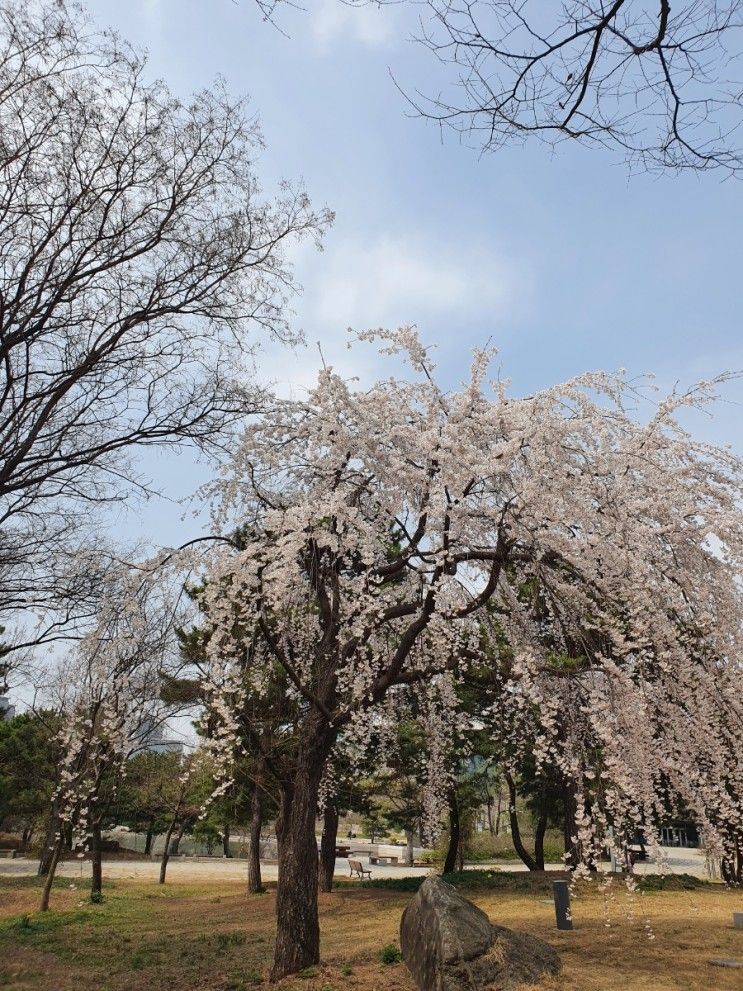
348 858 371 880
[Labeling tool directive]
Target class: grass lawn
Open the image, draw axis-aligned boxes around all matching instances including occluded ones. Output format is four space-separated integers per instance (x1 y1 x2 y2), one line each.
0 872 741 990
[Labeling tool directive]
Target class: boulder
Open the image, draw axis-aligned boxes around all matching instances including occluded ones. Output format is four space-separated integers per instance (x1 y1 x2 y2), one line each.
400 875 560 991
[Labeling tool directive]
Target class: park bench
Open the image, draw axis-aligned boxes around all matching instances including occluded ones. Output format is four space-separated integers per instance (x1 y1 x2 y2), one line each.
0 850 18 859
348 858 371 880
369 854 399 865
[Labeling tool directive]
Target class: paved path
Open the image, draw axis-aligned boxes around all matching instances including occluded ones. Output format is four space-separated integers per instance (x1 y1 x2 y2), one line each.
0 857 428 883
0 846 715 883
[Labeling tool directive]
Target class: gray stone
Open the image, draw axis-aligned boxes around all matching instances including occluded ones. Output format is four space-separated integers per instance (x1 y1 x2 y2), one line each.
400 875 560 991
708 959 743 968
733 912 743 930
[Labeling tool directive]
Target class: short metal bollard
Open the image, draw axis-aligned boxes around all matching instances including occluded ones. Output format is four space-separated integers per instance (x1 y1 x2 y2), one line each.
553 880 573 931
733 912 743 930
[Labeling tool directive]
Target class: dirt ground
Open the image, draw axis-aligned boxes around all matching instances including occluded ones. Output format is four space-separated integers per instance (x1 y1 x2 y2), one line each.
0 874 742 991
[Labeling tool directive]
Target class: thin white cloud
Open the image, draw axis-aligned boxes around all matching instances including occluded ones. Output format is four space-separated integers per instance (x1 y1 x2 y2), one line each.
253 232 527 395
310 0 397 50
308 233 522 330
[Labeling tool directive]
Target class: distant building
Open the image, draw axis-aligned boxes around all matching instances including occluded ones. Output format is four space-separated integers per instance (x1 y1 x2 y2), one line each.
135 717 183 754
0 696 16 721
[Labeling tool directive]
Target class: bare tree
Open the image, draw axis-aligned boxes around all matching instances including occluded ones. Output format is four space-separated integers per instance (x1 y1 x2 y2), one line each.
0 0 331 656
401 0 743 175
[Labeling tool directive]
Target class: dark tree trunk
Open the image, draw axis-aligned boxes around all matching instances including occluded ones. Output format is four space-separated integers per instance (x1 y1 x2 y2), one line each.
64 821 74 851
563 779 580 870
505 772 538 872
169 819 187 856
90 820 103 899
533 798 548 872
271 722 333 981
319 802 339 893
144 817 155 856
722 831 743 884
20 824 33 852
443 789 460 875
495 787 503 836
247 784 263 894
159 815 179 885
222 822 232 858
39 835 62 912
405 829 415 867
721 856 733 884
38 802 60 877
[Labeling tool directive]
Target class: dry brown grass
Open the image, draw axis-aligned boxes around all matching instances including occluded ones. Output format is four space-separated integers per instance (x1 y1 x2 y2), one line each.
0 875 741 991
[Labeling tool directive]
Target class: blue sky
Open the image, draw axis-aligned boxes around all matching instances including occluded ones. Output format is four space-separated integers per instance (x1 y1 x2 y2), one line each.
88 0 743 549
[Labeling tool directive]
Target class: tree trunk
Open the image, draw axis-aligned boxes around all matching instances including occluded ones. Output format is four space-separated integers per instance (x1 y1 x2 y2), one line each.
443 789 460 875
159 815 178 885
495 787 502 836
38 802 60 877
505 772 538 872
144 817 155 856
405 829 415 867
319 802 339 893
222 822 232 858
533 793 548 872
21 824 33 852
39 835 63 912
271 725 332 981
563 779 580 870
90 820 103 899
247 784 263 894
169 819 187 855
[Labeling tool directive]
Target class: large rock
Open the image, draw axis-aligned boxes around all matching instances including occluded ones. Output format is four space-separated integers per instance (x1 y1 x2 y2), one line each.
400 875 560 991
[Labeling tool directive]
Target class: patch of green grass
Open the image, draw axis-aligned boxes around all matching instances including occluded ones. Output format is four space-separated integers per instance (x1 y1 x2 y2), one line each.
635 873 709 892
129 951 149 971
216 931 246 947
0 874 73 891
378 943 402 965
338 868 561 894
337 868 717 896
1 907 97 937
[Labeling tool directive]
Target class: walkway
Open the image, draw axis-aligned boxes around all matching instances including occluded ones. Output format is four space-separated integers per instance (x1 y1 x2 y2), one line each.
0 845 714 883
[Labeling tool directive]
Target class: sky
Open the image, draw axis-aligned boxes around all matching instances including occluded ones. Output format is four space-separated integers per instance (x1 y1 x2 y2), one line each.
85 0 743 551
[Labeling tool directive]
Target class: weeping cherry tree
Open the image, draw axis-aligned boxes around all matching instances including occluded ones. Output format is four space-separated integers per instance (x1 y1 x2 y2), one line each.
196 328 743 978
